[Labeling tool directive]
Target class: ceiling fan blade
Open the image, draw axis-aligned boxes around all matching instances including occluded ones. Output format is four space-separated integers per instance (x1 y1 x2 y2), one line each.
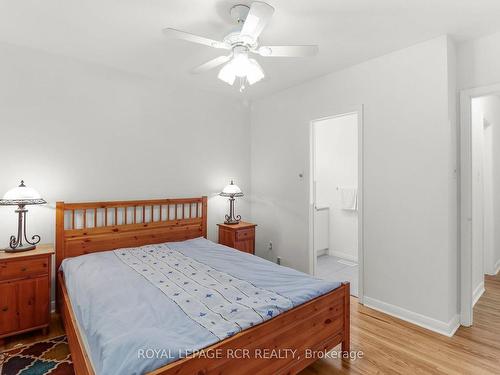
240 2 275 40
191 55 232 74
257 45 319 57
163 28 230 50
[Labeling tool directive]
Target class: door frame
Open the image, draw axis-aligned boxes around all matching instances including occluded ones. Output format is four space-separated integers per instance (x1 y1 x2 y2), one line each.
308 105 364 303
460 83 500 326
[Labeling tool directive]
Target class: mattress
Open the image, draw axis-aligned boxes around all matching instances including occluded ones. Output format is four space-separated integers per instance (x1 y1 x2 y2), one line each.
61 237 341 375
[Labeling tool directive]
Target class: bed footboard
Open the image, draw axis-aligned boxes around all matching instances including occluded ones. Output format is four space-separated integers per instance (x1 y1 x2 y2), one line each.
60 272 350 375
151 281 350 375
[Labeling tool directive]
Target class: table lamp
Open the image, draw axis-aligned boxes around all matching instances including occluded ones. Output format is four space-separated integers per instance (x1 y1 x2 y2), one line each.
0 180 46 252
219 179 243 224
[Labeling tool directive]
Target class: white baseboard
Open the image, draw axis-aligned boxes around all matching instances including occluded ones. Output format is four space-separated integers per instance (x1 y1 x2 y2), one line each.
495 259 500 275
363 296 460 337
329 250 358 263
316 248 329 257
472 282 485 307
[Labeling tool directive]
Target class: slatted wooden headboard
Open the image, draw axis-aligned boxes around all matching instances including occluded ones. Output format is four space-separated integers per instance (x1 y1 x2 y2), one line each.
55 197 207 270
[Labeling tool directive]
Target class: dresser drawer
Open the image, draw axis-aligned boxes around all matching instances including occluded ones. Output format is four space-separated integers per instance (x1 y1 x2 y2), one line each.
0 257 49 281
236 228 255 241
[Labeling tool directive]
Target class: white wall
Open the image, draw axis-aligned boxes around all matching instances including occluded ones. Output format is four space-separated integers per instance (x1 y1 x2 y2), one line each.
250 35 458 333
484 96 500 275
471 95 500 279
314 114 358 261
470 98 485 294
483 118 494 275
0 42 251 253
458 31 500 90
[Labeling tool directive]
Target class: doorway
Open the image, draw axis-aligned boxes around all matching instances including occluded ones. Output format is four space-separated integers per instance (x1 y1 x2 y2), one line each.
460 84 500 326
309 108 363 299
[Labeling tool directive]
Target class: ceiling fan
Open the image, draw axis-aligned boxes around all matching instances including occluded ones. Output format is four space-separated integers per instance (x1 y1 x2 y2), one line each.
163 2 319 92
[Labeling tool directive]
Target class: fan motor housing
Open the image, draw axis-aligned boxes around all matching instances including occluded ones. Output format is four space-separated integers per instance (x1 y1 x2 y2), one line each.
230 4 250 24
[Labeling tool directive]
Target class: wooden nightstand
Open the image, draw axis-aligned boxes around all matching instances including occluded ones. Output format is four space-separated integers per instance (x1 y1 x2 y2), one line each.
217 222 257 254
0 245 54 344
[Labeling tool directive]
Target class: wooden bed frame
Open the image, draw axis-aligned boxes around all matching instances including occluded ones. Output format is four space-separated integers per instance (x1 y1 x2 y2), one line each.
56 197 350 375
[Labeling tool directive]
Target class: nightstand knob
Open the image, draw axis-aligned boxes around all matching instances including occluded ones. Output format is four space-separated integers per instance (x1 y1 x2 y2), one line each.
21 267 27 272
1 306 8 312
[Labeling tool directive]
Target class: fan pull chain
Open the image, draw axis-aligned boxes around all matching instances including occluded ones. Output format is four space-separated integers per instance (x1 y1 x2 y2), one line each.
239 76 246 92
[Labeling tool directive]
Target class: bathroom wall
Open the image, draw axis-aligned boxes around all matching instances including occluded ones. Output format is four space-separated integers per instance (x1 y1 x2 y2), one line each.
314 113 358 261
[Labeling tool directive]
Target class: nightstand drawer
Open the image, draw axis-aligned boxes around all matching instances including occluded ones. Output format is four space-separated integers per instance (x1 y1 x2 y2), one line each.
218 222 256 255
0 257 49 281
236 228 254 241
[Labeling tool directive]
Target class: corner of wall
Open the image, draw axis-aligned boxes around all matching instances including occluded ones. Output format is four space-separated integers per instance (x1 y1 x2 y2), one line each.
444 34 461 321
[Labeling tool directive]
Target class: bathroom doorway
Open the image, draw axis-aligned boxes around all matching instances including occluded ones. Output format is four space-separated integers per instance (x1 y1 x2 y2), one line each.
460 85 500 326
309 108 363 299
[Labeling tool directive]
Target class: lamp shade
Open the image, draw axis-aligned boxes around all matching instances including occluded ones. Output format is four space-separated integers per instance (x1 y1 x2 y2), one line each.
217 47 265 88
219 180 243 197
0 180 46 206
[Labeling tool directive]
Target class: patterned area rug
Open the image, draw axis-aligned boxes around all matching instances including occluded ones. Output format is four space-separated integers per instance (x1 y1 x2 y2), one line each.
0 336 74 375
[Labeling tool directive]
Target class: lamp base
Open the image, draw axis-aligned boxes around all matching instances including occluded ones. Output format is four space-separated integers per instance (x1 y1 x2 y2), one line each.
223 196 241 225
224 218 241 225
3 244 36 253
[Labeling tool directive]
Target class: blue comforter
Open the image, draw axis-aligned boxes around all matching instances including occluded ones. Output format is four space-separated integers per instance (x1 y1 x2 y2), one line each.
61 238 341 375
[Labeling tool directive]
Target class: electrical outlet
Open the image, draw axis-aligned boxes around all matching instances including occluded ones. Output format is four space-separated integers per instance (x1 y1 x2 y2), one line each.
277 256 281 265
268 241 273 251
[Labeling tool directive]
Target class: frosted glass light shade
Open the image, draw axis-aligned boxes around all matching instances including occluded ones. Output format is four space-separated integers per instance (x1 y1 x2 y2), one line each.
218 63 237 85
245 58 264 85
217 49 265 87
0 180 46 206
219 180 243 197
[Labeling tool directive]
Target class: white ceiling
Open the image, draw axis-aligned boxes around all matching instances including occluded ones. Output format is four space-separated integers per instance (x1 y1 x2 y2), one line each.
1 0 500 99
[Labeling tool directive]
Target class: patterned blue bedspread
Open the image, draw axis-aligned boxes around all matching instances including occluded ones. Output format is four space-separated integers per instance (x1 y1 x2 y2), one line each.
61 238 341 375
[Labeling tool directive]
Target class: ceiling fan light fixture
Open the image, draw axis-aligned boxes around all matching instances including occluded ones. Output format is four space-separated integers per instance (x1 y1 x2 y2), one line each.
164 2 318 92
217 47 265 88
246 58 265 85
218 62 236 85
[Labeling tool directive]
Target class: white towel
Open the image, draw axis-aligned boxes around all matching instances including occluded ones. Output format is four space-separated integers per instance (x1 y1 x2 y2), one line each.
340 187 357 211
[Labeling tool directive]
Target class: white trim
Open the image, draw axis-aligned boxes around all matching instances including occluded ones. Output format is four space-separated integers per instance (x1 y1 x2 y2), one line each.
308 105 364 304
315 248 329 257
364 296 461 337
495 259 500 275
460 82 500 327
328 250 358 263
472 282 485 307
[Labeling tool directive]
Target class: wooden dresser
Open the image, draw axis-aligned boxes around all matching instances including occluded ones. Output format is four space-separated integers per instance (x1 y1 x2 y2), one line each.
0 245 53 343
217 222 257 254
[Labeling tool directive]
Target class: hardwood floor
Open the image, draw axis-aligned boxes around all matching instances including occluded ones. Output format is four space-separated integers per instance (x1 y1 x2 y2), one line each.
1 274 499 375
301 273 500 375
0 313 64 351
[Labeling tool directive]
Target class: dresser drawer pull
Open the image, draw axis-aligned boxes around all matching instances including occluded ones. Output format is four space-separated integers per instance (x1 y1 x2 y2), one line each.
21 267 28 272
1 306 8 312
